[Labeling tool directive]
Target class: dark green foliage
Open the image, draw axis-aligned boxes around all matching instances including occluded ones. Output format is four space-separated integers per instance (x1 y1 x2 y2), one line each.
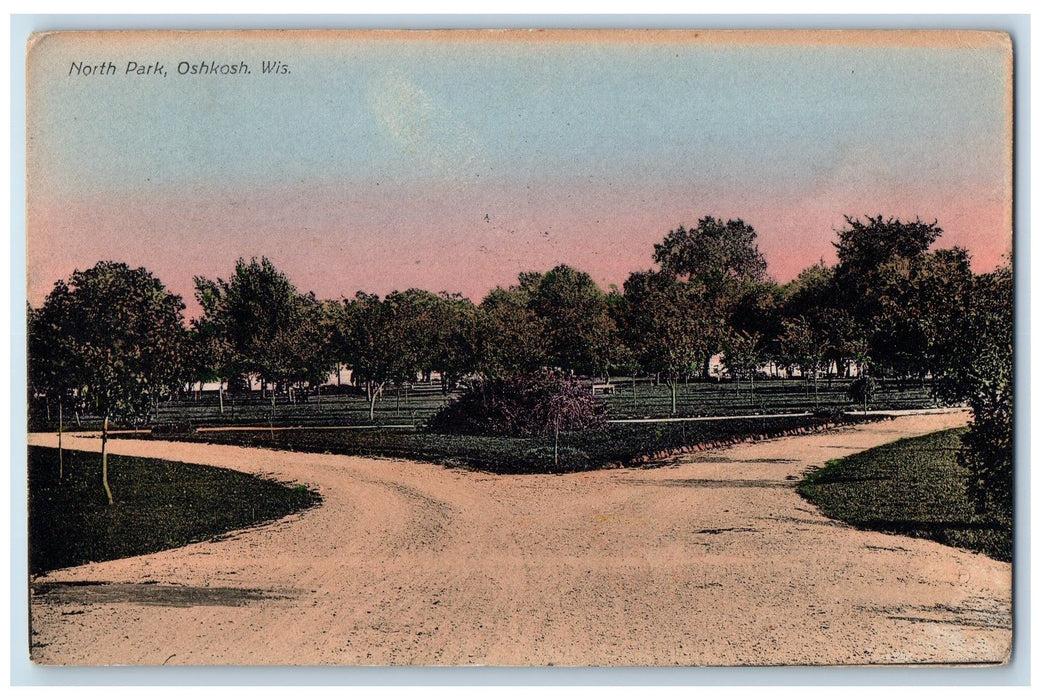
834 214 943 278
847 377 877 409
427 369 605 437
616 270 715 411
648 217 768 379
653 216 768 292
194 257 335 391
798 429 1010 562
28 447 320 575
478 265 615 377
36 262 189 424
477 286 547 376
831 216 973 379
521 265 616 376
934 264 1013 523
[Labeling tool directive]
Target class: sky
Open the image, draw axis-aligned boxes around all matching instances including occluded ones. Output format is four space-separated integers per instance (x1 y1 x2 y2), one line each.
26 30 1013 318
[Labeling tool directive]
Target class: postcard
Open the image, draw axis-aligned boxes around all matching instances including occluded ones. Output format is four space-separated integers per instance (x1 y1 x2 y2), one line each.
24 29 1013 667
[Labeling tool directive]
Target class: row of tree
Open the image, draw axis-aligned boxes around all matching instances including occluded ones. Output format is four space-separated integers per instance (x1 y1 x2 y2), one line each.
28 214 1013 514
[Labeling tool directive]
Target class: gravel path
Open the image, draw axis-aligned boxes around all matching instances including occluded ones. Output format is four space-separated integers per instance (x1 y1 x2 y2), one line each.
27 411 1011 666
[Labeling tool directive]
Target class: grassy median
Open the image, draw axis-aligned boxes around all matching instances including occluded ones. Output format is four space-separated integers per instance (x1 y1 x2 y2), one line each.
28 447 320 575
798 428 1011 562
130 414 873 474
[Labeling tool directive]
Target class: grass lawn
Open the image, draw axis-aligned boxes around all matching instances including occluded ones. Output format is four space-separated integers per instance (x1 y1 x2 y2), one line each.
28 447 320 575
798 428 1011 562
30 377 943 433
127 414 872 475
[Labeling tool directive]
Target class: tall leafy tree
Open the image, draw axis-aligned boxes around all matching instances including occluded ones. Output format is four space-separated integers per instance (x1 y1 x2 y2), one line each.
721 330 765 400
521 265 616 377
342 291 421 421
652 216 768 377
36 262 187 504
780 263 861 379
189 279 239 413
426 292 481 391
194 258 333 416
618 270 714 414
477 286 547 377
383 289 480 392
778 315 827 406
832 215 948 378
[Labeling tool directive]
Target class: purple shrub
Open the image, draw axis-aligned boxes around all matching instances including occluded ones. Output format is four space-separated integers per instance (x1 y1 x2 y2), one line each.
427 369 605 437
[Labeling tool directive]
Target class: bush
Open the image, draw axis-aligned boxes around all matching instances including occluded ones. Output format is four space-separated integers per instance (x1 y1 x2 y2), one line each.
427 369 606 437
812 405 847 421
152 421 197 436
961 397 1013 525
933 265 1013 523
847 376 877 409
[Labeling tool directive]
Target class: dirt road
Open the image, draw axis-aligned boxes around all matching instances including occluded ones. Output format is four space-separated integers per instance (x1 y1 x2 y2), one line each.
27 411 1011 666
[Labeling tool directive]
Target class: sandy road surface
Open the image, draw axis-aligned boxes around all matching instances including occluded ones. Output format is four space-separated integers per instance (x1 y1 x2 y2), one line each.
27 411 1011 666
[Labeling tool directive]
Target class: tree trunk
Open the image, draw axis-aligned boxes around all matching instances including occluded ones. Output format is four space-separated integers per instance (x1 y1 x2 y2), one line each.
368 383 383 422
57 400 63 481
632 375 637 412
813 366 819 409
702 355 711 381
671 378 678 415
101 414 114 505
270 387 276 437
218 381 225 415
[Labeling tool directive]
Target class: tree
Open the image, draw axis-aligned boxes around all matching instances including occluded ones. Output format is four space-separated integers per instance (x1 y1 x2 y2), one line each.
194 258 332 419
28 288 79 478
384 289 480 393
730 280 783 361
618 270 714 414
430 293 481 391
522 265 616 377
834 214 943 280
721 330 764 401
191 275 244 413
37 262 187 504
780 263 866 380
652 216 768 378
653 216 768 293
832 215 949 379
342 291 420 421
477 286 547 377
778 316 827 406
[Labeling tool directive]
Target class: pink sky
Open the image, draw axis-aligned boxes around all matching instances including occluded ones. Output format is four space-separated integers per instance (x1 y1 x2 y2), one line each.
27 178 1011 320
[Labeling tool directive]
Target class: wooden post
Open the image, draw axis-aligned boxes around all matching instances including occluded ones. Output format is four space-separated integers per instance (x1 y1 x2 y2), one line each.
57 400 63 480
